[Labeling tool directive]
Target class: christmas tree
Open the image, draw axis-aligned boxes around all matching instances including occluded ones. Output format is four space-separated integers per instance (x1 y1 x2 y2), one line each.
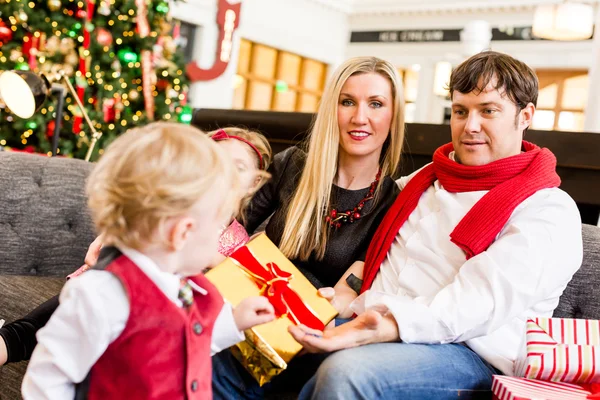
0 0 191 160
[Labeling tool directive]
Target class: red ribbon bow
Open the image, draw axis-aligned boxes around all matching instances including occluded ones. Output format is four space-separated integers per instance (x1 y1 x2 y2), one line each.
229 246 324 331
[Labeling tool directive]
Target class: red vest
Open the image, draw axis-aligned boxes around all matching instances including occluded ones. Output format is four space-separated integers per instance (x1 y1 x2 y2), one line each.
87 254 224 400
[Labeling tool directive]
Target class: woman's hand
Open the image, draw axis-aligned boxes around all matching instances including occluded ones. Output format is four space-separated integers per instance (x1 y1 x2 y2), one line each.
84 235 103 267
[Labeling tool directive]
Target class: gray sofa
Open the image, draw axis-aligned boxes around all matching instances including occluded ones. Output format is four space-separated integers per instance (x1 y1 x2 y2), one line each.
0 151 598 400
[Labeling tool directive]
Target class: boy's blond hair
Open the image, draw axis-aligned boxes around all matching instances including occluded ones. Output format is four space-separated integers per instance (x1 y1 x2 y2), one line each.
87 122 240 250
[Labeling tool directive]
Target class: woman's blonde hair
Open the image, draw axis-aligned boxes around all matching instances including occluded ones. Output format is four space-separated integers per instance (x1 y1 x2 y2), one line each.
87 122 240 250
278 56 405 261
208 127 272 223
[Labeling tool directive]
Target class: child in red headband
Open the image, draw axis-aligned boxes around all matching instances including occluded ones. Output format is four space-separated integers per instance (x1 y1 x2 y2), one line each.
208 127 272 259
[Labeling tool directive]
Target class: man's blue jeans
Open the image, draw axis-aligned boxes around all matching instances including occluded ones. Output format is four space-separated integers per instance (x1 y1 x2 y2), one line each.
212 342 497 400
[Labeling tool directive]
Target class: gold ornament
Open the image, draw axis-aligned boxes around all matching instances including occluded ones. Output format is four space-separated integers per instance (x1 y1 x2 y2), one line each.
14 10 28 24
47 0 61 11
60 38 75 54
9 49 21 62
46 36 60 54
65 51 78 65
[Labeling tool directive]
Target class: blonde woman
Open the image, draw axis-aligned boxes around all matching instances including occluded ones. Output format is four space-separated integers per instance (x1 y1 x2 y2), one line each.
213 56 405 399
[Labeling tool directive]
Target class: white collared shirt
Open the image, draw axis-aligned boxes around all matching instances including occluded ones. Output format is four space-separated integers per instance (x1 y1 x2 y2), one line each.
22 247 244 400
351 161 583 375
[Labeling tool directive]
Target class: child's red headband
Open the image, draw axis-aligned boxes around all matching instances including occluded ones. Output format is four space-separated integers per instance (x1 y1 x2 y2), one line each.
211 129 265 170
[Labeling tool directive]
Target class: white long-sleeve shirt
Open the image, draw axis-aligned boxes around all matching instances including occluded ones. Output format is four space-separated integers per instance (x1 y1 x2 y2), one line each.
22 247 245 400
351 165 583 376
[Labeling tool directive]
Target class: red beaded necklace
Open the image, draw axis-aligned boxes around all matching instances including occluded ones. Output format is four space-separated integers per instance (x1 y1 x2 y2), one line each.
325 169 382 229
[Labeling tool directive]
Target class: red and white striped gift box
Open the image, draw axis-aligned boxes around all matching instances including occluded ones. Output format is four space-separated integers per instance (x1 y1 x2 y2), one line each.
492 375 592 400
514 317 600 384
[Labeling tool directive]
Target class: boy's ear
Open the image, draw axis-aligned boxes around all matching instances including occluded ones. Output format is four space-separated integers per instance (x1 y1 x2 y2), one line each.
169 217 195 251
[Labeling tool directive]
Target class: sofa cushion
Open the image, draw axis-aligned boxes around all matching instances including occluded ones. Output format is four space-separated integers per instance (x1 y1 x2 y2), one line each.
0 152 96 277
554 224 600 320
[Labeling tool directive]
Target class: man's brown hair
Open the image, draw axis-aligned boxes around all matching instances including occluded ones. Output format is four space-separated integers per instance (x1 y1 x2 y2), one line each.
448 50 539 110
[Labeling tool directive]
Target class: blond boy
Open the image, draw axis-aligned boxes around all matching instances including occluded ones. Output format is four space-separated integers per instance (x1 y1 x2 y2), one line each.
22 122 274 400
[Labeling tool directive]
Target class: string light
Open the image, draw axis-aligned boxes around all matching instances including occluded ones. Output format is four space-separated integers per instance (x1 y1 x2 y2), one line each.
0 140 6 146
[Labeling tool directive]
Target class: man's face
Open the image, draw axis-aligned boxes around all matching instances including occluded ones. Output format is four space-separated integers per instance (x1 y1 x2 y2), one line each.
450 79 534 166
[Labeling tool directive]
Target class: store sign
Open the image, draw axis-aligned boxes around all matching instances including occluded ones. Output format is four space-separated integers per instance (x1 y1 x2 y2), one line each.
186 0 242 82
350 26 583 43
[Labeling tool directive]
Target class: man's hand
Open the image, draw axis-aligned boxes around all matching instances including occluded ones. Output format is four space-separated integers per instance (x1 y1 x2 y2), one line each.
288 310 399 353
233 296 275 331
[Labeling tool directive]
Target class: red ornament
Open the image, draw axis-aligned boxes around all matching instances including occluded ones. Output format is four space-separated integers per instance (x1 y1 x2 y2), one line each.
0 23 12 45
96 28 112 46
156 79 169 91
46 120 56 138
103 98 116 123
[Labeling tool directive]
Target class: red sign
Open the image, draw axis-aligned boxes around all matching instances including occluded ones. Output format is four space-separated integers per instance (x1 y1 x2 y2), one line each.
186 0 242 82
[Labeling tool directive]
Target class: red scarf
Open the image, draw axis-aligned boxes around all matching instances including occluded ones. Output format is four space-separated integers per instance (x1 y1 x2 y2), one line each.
360 141 561 293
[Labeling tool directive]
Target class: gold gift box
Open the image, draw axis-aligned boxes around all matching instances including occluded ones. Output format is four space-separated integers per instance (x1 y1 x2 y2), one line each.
206 234 338 385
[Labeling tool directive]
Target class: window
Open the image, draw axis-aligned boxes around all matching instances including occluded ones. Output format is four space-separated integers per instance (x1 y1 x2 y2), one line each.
233 39 327 112
397 67 419 123
533 70 588 132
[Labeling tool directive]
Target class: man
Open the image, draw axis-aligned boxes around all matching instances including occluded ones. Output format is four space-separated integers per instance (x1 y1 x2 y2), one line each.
289 51 583 399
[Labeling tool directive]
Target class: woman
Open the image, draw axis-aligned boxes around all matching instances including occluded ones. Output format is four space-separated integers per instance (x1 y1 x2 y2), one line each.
212 56 405 399
0 56 406 397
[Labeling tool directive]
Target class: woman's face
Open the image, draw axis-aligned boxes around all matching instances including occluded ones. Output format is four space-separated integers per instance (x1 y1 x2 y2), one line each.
217 139 259 195
337 72 394 163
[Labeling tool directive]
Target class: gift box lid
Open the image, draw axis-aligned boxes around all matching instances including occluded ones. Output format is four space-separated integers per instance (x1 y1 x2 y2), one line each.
492 375 592 400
